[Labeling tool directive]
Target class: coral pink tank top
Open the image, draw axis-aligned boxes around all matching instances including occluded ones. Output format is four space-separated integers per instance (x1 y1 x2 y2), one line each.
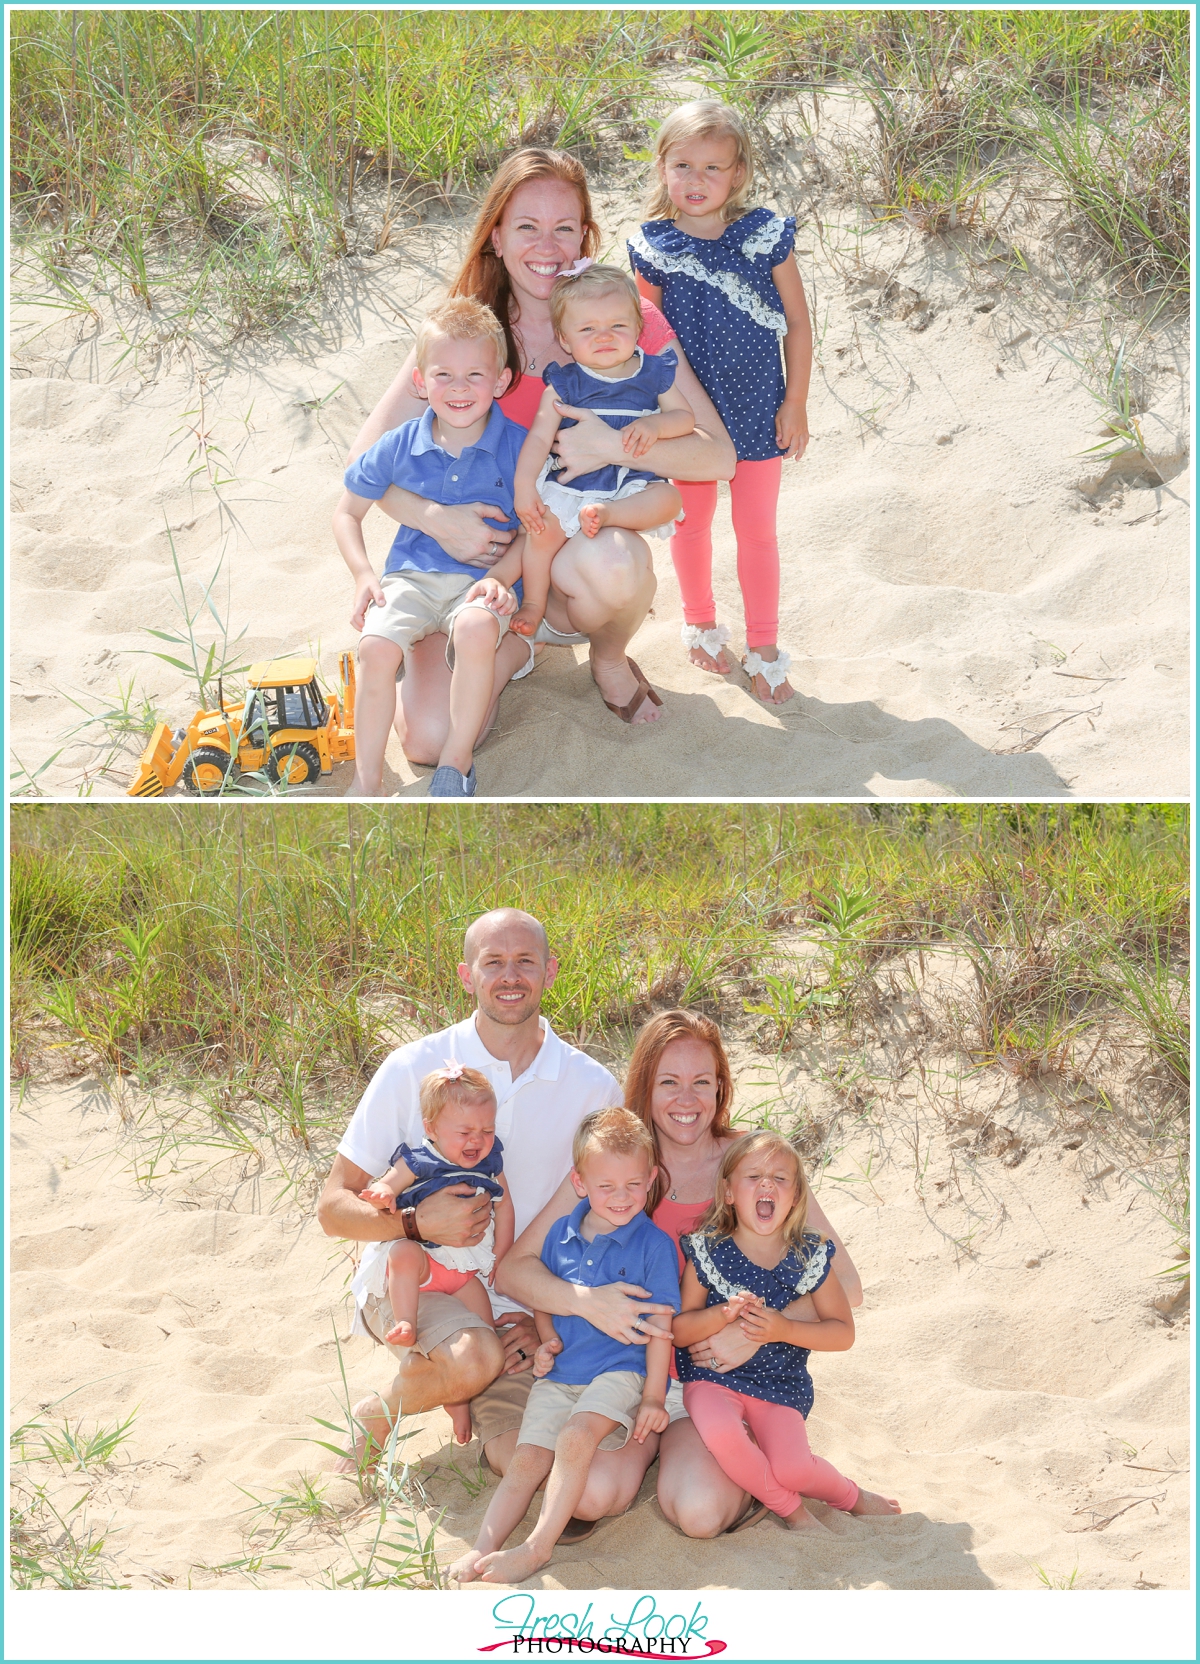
498 299 676 431
652 1195 709 1381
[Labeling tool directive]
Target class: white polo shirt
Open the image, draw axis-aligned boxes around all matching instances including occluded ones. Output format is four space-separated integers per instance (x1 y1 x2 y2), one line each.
339 1013 621 1319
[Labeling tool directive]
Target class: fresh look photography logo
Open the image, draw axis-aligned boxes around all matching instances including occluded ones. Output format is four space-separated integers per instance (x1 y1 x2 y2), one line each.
478 1596 728 1657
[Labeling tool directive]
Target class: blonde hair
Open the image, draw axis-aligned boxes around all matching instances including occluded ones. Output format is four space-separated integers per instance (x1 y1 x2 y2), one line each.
694 1131 817 1250
414 295 506 373
449 148 601 395
418 1065 496 1131
645 100 755 224
549 263 642 338
572 1105 657 1175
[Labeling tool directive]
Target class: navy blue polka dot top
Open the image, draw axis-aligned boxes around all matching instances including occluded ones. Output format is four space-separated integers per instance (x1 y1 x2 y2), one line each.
676 1229 834 1415
628 207 797 462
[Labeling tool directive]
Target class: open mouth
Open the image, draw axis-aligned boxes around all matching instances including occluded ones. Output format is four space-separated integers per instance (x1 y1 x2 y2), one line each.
527 261 562 277
670 1110 699 1125
755 1197 776 1222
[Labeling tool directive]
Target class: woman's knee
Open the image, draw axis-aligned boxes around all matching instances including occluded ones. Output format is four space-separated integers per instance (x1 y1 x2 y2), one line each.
567 530 650 608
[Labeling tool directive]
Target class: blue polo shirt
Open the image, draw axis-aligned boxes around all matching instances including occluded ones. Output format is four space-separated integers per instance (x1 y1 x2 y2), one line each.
540 1199 681 1385
343 403 525 580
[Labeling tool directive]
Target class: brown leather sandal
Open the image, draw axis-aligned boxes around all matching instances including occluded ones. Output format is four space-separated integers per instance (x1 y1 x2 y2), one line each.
602 657 664 724
724 1498 769 1534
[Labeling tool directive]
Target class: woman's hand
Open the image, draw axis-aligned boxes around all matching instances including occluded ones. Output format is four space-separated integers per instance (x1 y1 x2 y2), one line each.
376 486 515 566
549 404 628 481
688 1318 762 1373
576 1282 676 1345
775 396 809 461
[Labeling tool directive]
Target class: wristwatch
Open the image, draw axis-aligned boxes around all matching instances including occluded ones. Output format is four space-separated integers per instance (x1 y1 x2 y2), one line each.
400 1207 420 1242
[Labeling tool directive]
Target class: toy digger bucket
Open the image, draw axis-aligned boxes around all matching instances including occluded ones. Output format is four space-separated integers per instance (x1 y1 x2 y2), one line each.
128 724 176 798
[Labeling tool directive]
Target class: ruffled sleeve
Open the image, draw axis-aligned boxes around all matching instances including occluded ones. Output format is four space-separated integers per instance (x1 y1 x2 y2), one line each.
679 1233 706 1287
392 1141 416 1171
736 208 796 268
541 360 575 400
793 1233 834 1296
644 344 678 395
628 224 669 287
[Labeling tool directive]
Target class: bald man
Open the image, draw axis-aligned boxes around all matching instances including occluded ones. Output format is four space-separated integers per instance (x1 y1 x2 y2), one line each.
318 908 619 1481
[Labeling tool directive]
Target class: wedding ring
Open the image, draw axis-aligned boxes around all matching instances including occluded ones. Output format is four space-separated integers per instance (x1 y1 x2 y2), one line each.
487 541 497 556
516 1348 528 1360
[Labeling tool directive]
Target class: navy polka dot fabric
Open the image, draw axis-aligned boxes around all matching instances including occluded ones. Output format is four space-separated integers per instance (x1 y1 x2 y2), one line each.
628 207 796 462
676 1229 834 1416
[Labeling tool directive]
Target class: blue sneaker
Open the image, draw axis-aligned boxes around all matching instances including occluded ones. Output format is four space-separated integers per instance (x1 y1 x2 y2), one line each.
428 764 476 798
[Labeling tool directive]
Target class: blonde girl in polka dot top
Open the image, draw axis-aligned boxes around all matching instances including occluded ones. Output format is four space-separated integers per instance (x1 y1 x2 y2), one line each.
629 101 812 706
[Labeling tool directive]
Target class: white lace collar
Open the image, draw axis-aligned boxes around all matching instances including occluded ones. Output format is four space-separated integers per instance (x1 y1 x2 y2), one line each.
628 226 787 336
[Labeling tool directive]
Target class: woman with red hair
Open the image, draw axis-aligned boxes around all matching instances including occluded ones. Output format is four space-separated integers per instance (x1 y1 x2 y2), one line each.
346 149 735 761
498 1008 862 1540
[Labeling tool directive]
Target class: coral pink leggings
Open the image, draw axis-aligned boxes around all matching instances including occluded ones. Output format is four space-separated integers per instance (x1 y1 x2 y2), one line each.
683 1380 859 1518
672 459 783 649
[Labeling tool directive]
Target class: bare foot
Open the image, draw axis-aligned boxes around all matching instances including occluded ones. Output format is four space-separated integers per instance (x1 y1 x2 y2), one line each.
782 1502 828 1533
448 1549 484 1584
447 1402 473 1445
477 1540 552 1585
851 1488 901 1516
344 775 383 797
332 1396 384 1475
579 504 610 539
384 1319 416 1346
589 653 664 725
510 602 544 637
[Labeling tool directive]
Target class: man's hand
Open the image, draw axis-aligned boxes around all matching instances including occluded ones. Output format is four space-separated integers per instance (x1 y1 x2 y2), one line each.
413 1183 492 1249
633 1398 670 1443
494 1311 541 1375
575 1283 675 1346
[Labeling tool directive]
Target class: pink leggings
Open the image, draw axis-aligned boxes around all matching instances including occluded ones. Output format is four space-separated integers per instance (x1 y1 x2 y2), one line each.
683 1380 859 1518
671 459 783 649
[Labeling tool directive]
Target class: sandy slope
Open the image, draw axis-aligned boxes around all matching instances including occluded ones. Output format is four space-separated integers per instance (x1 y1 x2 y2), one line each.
7 158 1190 799
10 1070 1188 1593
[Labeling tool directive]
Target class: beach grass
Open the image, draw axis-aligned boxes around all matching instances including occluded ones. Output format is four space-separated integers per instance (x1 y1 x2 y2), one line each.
11 803 1188 1150
10 8 1188 342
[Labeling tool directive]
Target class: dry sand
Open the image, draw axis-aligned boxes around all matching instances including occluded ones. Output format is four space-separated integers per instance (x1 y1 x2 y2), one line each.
8 140 1191 800
11 1036 1189 1593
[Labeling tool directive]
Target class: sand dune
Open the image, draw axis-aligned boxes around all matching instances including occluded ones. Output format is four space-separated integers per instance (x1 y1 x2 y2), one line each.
8 160 1190 799
10 1065 1188 1593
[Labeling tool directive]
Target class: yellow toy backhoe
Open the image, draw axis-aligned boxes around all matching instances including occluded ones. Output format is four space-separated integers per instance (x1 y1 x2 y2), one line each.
128 654 356 797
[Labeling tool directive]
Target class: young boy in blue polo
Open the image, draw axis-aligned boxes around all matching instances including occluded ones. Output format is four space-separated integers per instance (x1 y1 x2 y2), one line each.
333 295 529 799
449 1107 679 1586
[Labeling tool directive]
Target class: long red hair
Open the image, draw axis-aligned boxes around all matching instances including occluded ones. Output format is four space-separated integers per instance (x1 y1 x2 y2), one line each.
449 148 600 397
623 1009 734 1215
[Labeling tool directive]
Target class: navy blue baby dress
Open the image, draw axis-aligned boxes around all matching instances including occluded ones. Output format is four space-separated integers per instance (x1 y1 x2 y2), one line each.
542 347 678 497
391 1136 505 1213
628 208 796 462
675 1229 834 1415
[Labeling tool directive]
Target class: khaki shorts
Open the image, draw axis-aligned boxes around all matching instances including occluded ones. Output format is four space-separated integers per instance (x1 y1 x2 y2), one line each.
360 1288 493 1360
361 569 524 668
518 1370 648 1454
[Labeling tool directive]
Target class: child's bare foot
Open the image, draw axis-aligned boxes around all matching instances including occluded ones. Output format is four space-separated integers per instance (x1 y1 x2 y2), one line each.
477 1540 552 1584
681 622 732 675
782 1502 828 1533
743 647 795 706
448 1549 484 1584
510 602 544 637
851 1489 901 1516
579 503 611 539
447 1402 473 1445
384 1319 416 1347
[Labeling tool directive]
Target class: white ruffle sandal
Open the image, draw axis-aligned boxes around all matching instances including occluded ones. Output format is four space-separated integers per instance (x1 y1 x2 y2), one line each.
680 622 732 674
742 648 793 702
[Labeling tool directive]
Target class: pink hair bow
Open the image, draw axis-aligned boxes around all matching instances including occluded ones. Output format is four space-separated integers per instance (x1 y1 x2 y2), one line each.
559 258 594 280
441 1060 465 1081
